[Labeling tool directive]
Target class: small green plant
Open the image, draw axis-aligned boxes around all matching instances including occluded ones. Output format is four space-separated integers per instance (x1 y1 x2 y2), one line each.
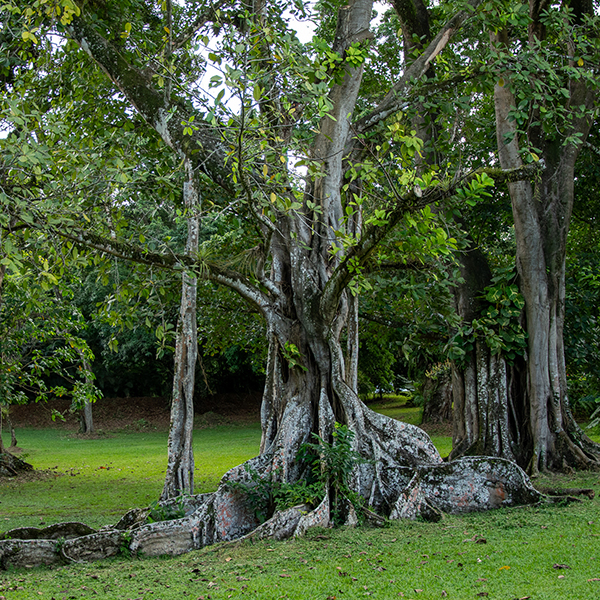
275 479 325 511
586 401 600 434
119 530 133 558
281 342 308 372
226 465 281 523
299 423 370 525
146 497 186 524
54 536 66 553
226 424 367 525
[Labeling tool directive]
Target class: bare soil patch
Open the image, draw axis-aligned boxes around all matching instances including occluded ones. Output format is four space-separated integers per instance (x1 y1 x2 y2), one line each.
8 392 262 433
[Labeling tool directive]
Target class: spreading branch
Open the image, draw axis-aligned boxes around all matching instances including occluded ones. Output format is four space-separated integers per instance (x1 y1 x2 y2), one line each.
352 0 484 137
66 11 233 193
322 161 545 311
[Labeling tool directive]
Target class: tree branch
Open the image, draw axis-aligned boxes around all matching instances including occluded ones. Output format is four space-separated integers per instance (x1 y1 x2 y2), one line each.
66 10 233 193
30 219 274 316
322 161 545 311
352 0 484 137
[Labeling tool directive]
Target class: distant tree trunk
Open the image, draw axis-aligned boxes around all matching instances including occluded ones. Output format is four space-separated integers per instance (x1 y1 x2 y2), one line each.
78 356 94 434
0 408 5 455
8 412 17 448
449 248 522 463
421 368 452 425
0 406 33 477
10 425 16 448
161 159 199 500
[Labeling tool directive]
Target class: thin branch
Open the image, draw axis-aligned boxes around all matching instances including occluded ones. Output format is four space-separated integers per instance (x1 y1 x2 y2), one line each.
66 13 233 193
352 0 484 137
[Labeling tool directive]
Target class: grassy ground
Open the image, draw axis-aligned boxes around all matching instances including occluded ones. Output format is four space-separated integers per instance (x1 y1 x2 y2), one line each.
0 424 261 530
1 472 599 599
2 400 600 598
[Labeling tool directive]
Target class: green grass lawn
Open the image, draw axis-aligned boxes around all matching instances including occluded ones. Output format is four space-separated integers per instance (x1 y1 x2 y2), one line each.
1 472 600 599
2 405 600 599
0 424 261 529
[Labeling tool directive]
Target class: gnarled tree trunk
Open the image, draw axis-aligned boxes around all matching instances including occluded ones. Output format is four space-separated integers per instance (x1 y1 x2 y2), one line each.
449 247 526 463
54 0 555 550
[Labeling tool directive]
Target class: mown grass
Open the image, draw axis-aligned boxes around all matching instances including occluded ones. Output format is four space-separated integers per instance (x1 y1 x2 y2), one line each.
1 471 599 599
0 424 261 530
2 402 600 599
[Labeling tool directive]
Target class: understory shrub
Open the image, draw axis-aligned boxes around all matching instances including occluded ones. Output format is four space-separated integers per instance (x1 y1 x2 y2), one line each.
227 423 368 525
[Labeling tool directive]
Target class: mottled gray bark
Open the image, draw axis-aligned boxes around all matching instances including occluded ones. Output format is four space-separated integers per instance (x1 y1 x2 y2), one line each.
48 0 559 553
490 16 600 473
422 369 452 425
161 159 200 500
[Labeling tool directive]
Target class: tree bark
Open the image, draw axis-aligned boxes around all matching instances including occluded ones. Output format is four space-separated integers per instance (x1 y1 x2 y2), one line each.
55 0 553 539
421 368 453 425
490 15 600 473
78 355 94 434
161 159 200 500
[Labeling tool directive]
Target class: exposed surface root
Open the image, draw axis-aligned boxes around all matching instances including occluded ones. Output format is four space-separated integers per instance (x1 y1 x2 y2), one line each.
0 446 559 569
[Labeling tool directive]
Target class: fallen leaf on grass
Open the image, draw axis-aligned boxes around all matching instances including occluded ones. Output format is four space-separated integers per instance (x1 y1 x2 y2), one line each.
280 574 291 578
225 557 232 562
558 575 565 579
553 564 571 569
498 566 510 571
477 593 489 597
587 578 600 581
441 592 448 597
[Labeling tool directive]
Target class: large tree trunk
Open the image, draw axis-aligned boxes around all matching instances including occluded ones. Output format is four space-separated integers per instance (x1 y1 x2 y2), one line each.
490 21 600 474
449 247 524 463
45 0 557 556
161 159 200 500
